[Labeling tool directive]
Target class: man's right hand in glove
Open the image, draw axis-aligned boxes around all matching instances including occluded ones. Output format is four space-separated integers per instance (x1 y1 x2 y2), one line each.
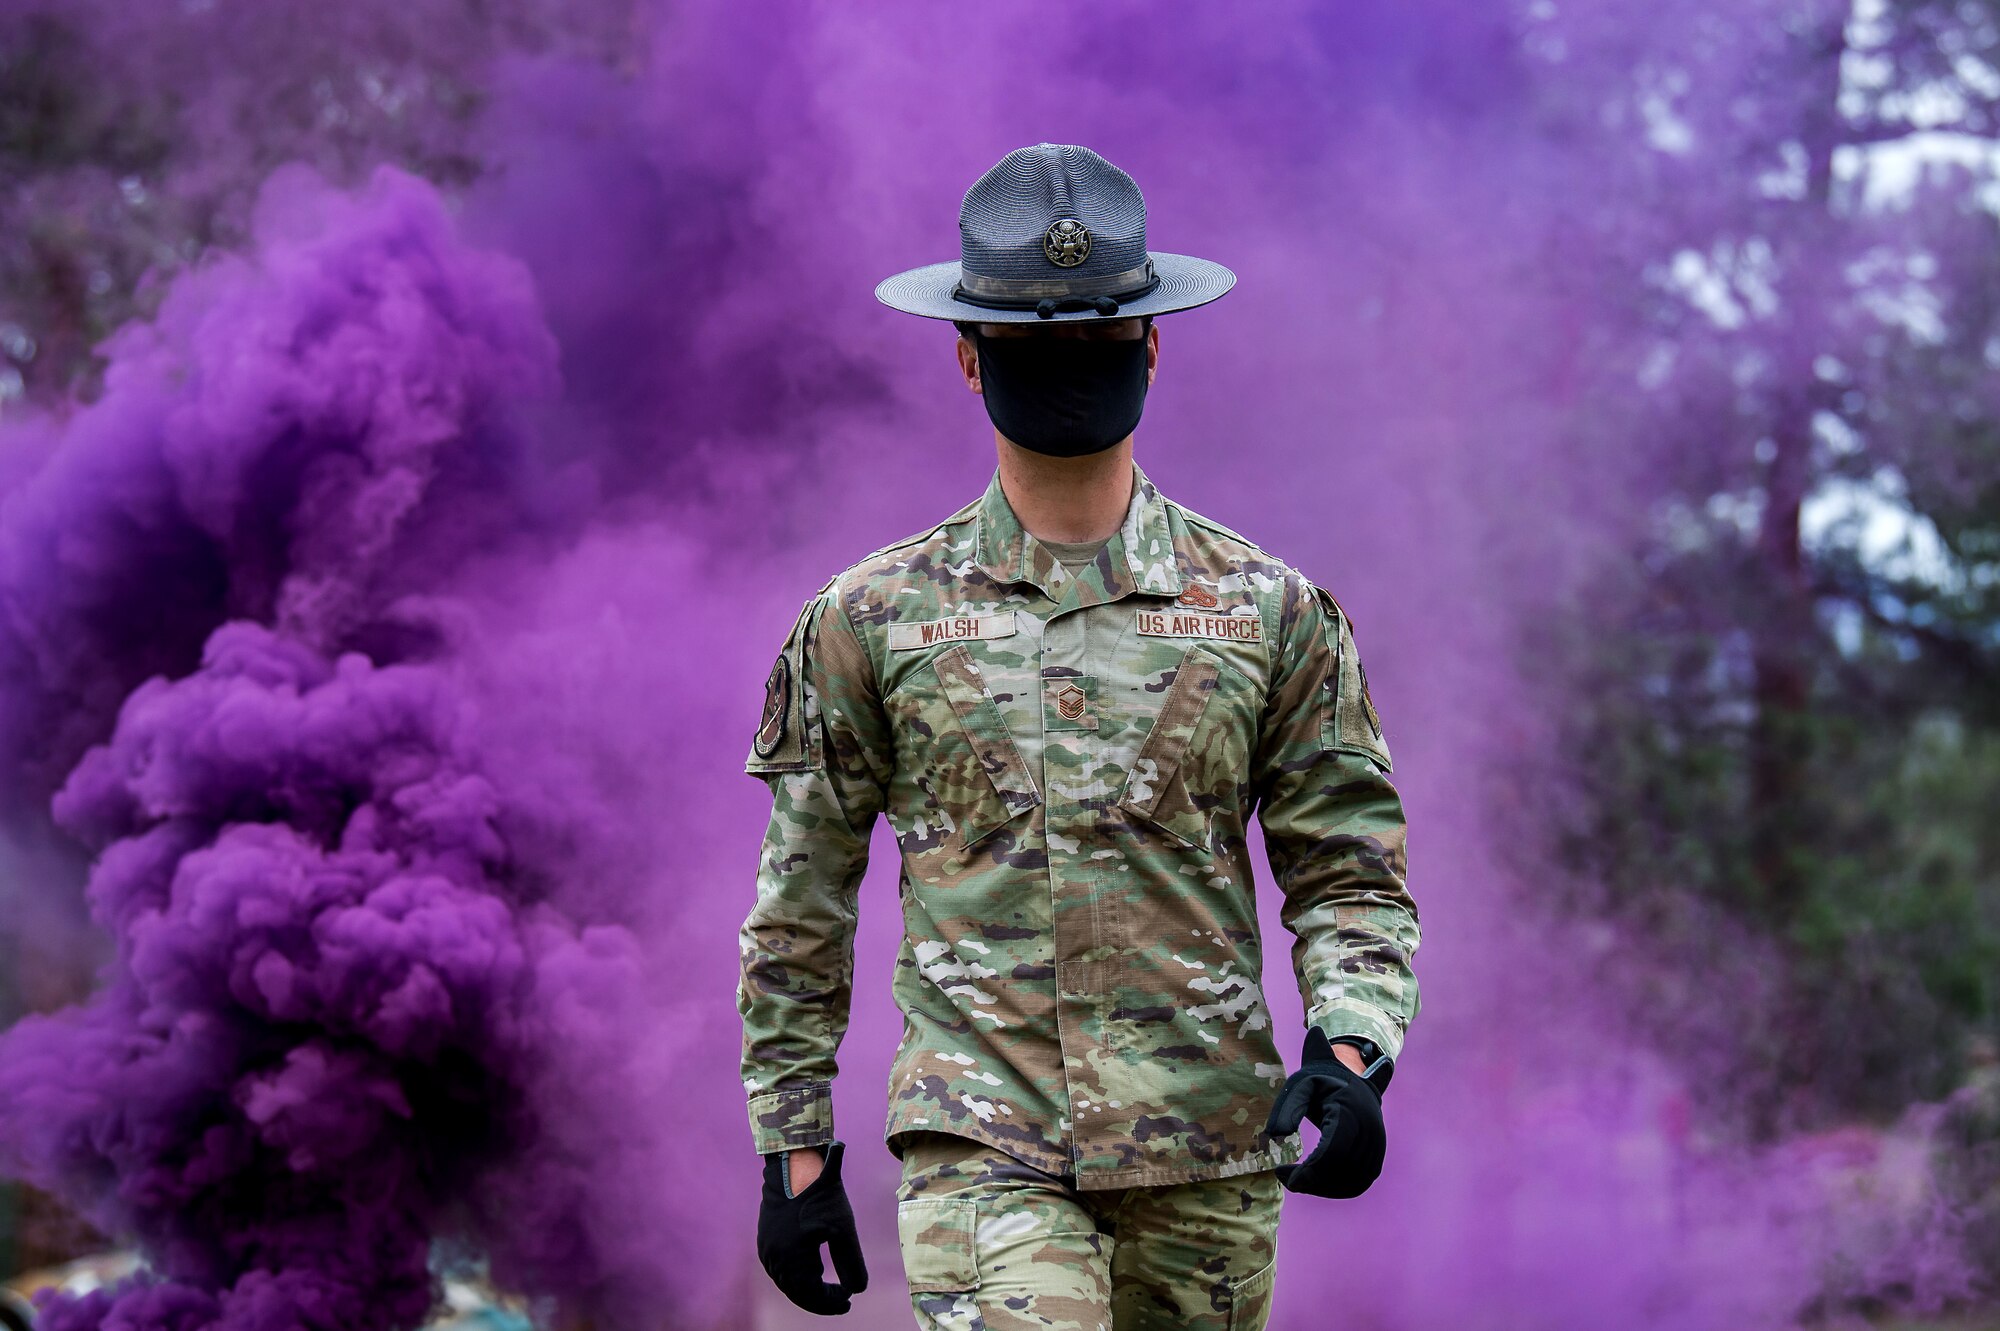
757 1139 869 1315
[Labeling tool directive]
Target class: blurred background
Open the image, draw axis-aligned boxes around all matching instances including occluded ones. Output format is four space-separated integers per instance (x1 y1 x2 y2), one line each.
0 1 1995 1328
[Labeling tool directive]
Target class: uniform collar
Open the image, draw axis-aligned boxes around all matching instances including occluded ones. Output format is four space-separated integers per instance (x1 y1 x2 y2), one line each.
973 459 1185 606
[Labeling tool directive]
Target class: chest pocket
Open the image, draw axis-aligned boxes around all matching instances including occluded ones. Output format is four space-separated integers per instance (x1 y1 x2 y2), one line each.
925 644 1041 853
1119 644 1243 852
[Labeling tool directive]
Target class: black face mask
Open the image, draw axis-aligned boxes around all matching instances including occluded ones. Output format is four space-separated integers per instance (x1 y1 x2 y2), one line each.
971 328 1149 457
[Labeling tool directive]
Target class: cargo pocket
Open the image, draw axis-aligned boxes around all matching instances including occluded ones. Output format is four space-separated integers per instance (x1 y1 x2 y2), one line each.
1227 1254 1277 1330
897 1197 981 1293
926 644 1040 853
1119 644 1227 851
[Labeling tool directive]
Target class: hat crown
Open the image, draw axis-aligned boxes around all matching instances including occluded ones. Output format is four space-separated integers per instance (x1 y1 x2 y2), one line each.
958 143 1149 289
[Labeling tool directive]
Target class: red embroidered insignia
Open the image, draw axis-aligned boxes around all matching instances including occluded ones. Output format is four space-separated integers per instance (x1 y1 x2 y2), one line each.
1176 584 1220 609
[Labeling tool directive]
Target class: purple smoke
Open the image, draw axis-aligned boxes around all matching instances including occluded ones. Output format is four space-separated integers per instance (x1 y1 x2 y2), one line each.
0 1 1981 1327
0 163 729 1329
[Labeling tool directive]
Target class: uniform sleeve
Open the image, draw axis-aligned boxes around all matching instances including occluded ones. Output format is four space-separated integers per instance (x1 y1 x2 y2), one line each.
1249 571 1421 1061
736 579 893 1154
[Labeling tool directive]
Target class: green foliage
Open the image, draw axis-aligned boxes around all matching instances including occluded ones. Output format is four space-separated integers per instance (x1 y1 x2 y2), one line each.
1545 498 2000 1136
1518 0 2000 1165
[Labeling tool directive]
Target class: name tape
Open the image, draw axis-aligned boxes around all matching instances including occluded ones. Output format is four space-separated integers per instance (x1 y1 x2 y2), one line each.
1135 609 1263 643
888 611 1019 651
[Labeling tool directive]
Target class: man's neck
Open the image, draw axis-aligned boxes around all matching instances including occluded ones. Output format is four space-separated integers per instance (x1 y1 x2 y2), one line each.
995 436 1135 543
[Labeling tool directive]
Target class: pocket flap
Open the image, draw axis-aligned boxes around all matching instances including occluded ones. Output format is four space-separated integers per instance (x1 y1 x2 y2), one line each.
897 1197 981 1293
930 645 1040 849
1228 1253 1277 1329
1119 645 1223 849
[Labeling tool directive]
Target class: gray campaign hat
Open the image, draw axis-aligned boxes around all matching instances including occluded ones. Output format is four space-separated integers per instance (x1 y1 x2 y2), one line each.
875 142 1236 324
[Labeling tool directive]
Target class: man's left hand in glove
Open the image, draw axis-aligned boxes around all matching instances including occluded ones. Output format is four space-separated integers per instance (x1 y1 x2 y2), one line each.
756 1139 869 1315
1264 1026 1390 1198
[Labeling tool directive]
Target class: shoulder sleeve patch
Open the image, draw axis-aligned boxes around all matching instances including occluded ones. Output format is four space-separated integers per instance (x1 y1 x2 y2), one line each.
745 586 832 776
1310 583 1393 772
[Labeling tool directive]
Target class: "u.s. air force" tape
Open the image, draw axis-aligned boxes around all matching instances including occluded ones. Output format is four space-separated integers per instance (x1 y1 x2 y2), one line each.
1134 608 1263 642
887 611 1019 651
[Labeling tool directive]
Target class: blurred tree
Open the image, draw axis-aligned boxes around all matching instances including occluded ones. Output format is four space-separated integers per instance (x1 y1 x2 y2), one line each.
1523 0 2000 1142
0 0 636 405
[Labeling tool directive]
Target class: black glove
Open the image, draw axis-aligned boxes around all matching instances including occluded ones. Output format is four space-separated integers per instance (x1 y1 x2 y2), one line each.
1265 1026 1387 1198
757 1138 869 1315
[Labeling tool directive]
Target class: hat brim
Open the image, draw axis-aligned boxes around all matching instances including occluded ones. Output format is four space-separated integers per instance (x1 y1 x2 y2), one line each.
874 251 1235 323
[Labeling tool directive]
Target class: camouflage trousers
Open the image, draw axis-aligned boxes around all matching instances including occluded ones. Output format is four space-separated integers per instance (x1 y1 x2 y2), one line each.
893 1130 1283 1331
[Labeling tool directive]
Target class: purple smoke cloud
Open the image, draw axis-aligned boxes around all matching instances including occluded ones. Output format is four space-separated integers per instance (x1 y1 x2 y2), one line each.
0 1 1981 1328
0 163 732 1330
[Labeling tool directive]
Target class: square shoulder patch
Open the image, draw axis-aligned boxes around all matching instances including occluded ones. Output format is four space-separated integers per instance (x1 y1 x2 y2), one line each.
1311 583 1392 772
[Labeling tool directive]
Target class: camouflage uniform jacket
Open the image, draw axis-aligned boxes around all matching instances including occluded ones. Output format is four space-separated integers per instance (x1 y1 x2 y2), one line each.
737 461 1420 1191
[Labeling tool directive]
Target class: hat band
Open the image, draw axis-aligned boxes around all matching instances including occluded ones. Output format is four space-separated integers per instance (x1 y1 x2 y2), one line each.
952 258 1159 310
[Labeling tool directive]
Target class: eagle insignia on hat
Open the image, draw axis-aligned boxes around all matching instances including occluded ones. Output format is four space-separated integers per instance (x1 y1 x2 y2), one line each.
1043 218 1091 267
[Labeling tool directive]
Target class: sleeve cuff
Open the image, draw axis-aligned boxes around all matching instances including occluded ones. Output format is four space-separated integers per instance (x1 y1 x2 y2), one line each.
747 1081 836 1154
1307 1003 1406 1062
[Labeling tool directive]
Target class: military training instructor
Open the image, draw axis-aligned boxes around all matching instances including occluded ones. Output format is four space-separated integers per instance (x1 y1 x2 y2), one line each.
736 141 1423 1330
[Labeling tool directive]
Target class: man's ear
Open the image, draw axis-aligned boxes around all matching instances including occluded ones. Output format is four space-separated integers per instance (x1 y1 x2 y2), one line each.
1145 320 1159 386
957 333 982 394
